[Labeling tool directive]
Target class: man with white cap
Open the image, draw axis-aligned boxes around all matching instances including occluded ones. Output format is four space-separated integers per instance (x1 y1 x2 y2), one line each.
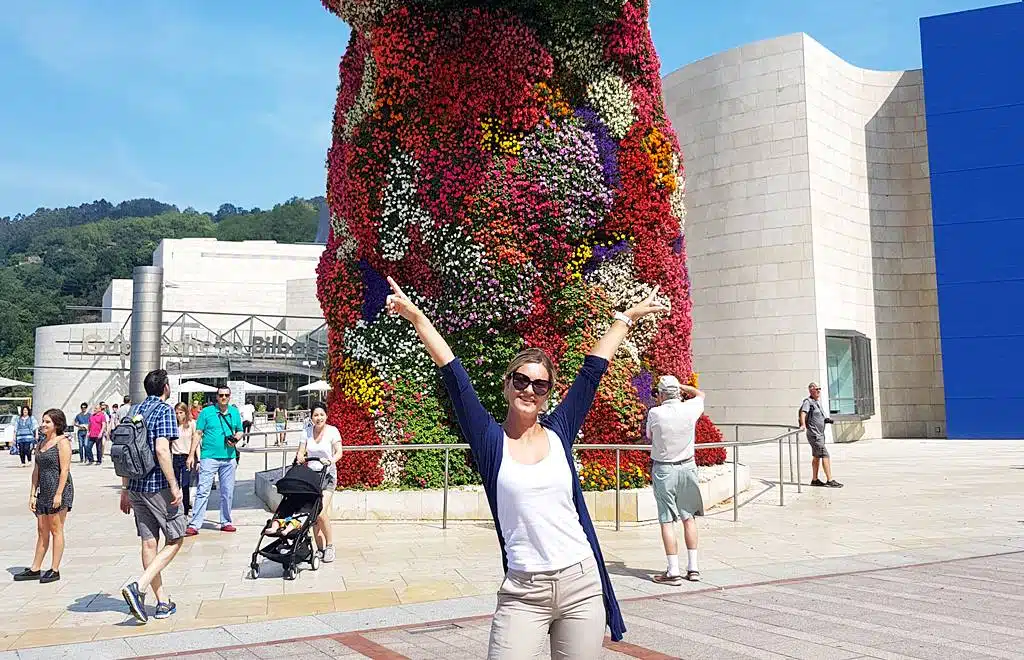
647 374 706 584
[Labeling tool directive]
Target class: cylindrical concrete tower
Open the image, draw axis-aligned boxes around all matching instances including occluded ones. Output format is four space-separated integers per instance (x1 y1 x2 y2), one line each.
129 266 163 403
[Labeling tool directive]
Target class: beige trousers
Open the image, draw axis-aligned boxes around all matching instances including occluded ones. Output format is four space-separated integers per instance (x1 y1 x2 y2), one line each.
488 555 605 659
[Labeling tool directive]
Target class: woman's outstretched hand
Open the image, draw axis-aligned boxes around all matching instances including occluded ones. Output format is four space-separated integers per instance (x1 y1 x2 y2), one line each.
624 285 670 322
386 277 423 323
385 276 454 367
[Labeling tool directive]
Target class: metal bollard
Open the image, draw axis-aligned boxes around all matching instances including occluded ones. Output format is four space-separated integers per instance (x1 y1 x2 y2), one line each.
795 432 802 493
778 438 785 506
614 449 621 532
443 447 450 530
733 443 739 522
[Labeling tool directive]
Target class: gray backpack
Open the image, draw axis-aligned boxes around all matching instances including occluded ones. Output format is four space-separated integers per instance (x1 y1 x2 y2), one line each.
110 406 156 480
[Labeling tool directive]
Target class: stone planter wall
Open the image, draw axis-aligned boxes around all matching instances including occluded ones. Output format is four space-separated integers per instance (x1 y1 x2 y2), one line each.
255 463 751 523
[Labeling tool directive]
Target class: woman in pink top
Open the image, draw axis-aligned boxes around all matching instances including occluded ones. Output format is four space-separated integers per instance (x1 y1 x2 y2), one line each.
87 406 106 466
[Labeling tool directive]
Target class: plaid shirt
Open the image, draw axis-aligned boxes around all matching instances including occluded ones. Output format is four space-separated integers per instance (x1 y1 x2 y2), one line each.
127 396 179 493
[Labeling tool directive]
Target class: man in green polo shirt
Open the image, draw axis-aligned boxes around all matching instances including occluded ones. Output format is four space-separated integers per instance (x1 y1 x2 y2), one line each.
185 386 242 535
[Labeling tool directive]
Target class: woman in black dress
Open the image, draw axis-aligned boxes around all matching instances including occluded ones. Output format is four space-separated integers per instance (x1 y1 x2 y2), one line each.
14 409 73 584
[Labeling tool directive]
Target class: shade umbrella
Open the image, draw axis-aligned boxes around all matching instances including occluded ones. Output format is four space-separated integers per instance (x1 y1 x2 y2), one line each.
234 381 285 395
297 380 332 392
0 376 34 389
177 380 218 393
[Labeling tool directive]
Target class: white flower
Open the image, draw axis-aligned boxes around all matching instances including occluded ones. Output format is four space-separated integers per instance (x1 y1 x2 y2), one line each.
585 249 664 360
379 151 431 262
344 51 377 140
669 158 687 233
586 74 636 140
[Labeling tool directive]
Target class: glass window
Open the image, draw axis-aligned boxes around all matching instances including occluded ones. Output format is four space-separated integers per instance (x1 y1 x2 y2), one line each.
824 331 875 417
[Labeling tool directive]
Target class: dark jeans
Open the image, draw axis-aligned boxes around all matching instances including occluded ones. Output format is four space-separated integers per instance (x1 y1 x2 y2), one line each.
17 441 32 464
173 454 193 515
89 436 103 463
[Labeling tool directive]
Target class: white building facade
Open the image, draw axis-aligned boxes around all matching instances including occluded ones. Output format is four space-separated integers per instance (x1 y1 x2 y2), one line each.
33 239 325 414
665 34 946 439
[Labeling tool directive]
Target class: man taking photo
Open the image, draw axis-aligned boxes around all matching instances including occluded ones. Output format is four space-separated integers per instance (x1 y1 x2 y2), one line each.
648 375 707 584
185 386 242 536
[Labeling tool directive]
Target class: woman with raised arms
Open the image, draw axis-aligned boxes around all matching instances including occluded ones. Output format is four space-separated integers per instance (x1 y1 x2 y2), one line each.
386 276 667 659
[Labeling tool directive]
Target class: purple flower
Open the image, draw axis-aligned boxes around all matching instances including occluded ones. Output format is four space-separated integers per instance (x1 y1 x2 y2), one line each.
584 240 630 275
359 260 389 322
632 371 655 408
575 107 620 190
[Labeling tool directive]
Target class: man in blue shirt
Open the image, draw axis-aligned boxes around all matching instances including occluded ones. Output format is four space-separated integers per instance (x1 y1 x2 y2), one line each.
73 403 92 464
119 369 184 624
186 385 242 536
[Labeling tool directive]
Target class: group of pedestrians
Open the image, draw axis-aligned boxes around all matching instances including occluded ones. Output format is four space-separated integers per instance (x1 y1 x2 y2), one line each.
71 397 130 465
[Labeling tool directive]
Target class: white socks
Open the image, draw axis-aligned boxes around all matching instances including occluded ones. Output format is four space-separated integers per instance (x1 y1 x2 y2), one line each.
667 550 699 576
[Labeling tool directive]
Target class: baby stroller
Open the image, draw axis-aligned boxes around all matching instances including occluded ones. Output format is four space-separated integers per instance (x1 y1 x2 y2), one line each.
250 460 331 581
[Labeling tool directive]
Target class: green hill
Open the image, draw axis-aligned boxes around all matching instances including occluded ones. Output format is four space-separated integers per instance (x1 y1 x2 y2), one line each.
0 197 322 385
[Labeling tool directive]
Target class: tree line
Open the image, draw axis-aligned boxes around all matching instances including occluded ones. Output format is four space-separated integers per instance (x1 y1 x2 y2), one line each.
0 197 323 388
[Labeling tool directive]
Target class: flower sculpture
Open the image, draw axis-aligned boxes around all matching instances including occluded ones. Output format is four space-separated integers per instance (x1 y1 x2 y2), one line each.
317 0 724 489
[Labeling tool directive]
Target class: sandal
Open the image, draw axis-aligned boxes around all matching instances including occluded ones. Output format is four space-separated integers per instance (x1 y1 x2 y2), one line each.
685 570 701 582
652 572 683 586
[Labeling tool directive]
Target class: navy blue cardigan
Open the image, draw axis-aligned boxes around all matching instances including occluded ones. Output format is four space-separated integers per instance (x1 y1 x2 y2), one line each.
439 355 626 642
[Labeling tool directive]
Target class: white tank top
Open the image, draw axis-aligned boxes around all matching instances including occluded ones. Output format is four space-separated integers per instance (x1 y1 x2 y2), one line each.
496 428 592 573
303 424 341 481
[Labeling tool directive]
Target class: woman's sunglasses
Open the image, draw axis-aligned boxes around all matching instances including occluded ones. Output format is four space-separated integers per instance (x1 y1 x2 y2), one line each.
509 372 552 396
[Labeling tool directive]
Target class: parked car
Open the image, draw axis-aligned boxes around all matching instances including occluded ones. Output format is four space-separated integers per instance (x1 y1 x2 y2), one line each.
0 414 15 449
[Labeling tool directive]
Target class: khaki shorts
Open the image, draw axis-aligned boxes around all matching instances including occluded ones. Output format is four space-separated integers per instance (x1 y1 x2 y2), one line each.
652 461 704 523
129 489 186 542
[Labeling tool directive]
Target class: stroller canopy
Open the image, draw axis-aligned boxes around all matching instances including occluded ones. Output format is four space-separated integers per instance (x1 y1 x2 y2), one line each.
276 463 327 497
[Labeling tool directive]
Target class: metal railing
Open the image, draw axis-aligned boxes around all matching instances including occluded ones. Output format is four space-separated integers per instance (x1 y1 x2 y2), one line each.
239 423 807 530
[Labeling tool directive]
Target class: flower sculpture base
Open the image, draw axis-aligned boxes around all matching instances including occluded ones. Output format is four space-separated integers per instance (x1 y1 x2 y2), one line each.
255 465 751 523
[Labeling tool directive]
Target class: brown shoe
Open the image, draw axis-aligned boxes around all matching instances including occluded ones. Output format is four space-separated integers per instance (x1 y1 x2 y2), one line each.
652 572 684 586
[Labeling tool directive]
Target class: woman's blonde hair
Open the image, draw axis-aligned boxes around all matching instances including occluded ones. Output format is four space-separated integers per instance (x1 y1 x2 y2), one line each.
174 401 190 421
503 347 557 391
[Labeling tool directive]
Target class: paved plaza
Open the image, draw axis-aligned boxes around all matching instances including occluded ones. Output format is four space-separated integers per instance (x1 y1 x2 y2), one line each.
0 436 1020 658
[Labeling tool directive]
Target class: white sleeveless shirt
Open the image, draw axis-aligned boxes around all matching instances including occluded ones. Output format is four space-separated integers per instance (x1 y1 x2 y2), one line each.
496 427 592 572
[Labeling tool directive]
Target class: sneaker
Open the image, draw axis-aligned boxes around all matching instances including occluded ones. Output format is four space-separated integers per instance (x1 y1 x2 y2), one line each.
154 601 176 619
40 570 61 584
121 581 148 623
323 545 336 563
651 572 683 586
13 569 40 582
685 570 702 582
810 479 825 487
826 480 844 488
221 524 237 533
185 527 199 537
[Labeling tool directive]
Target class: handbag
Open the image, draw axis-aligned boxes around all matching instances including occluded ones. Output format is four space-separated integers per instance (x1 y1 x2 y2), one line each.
9 443 17 455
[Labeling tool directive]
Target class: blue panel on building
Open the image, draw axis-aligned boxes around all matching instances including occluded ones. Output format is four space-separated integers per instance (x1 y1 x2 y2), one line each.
921 2 1024 439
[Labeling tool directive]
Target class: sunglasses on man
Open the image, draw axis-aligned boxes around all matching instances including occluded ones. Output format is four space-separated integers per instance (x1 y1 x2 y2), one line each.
508 372 552 396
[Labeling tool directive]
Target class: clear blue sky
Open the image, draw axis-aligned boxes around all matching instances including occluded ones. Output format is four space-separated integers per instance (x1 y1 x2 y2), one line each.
0 0 1006 217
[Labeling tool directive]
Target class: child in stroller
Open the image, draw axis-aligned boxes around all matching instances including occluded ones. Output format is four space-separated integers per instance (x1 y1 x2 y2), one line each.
250 459 332 580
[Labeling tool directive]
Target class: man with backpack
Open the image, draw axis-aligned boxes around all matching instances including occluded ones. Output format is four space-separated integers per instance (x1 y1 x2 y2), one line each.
799 382 842 488
116 369 185 623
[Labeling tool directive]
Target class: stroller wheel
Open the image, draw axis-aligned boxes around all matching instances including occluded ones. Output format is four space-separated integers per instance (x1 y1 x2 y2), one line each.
250 564 260 580
311 552 321 571
284 566 298 581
